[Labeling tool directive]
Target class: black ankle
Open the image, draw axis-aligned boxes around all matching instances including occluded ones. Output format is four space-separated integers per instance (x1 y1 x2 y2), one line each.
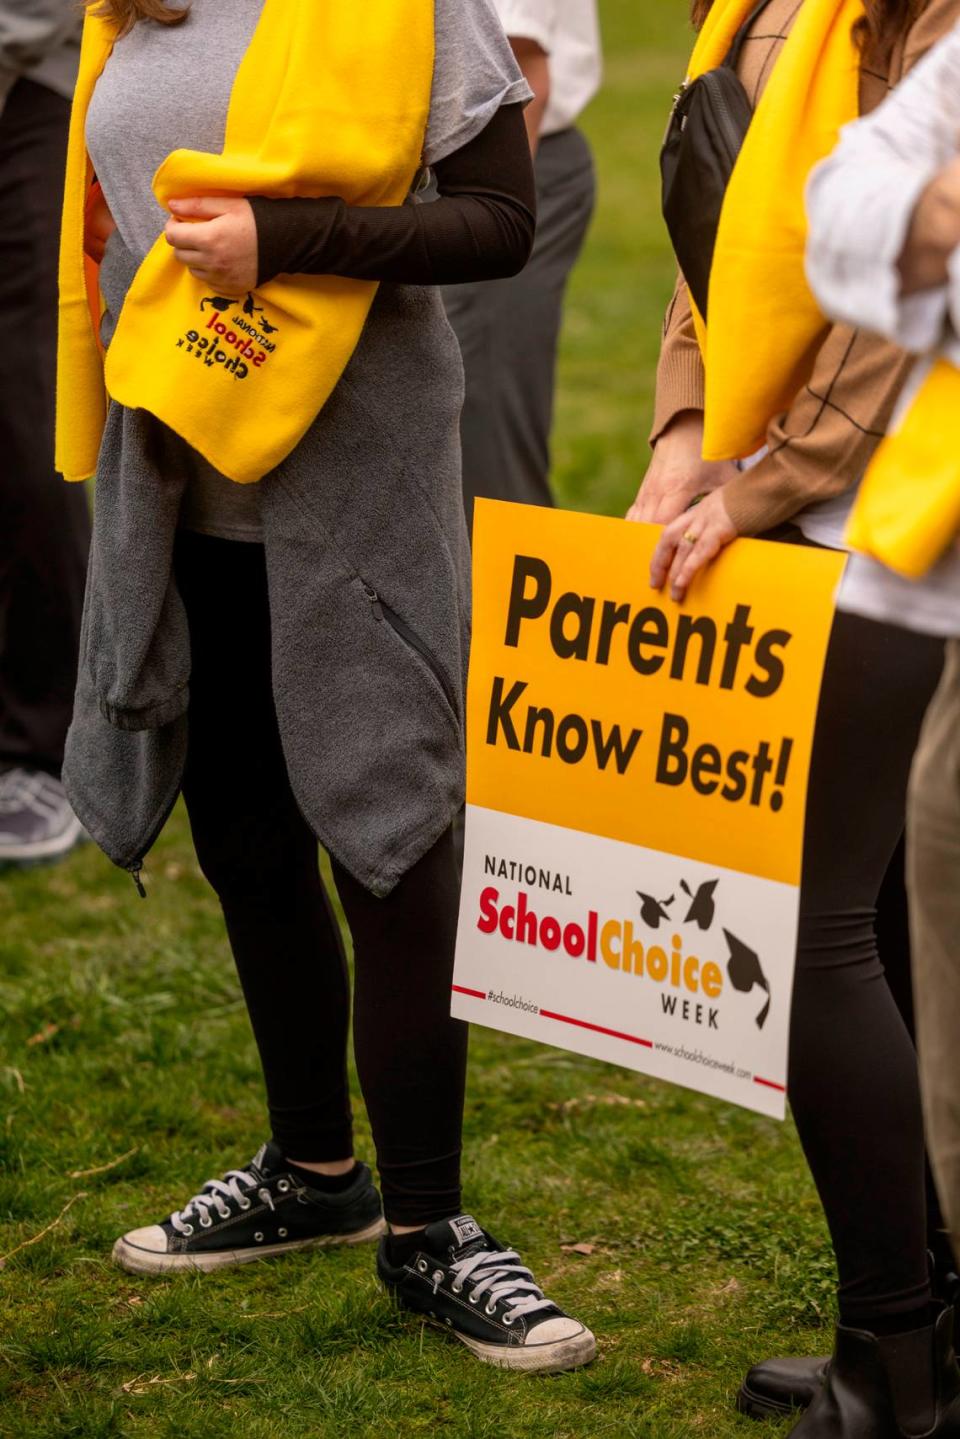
854 1304 936 1337
386 1227 428 1267
285 1158 361 1193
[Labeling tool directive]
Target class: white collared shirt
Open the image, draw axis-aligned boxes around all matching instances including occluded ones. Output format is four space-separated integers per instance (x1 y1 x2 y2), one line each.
494 0 601 135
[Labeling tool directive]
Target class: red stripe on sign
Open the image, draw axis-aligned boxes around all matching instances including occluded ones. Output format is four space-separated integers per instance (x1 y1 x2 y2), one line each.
452 985 487 1001
540 1009 653 1049
754 1076 786 1093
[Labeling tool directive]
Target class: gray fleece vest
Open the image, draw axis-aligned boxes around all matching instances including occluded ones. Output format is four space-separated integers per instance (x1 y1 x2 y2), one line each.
64 236 470 897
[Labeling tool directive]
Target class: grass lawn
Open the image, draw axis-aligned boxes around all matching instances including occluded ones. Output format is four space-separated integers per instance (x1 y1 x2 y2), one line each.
0 3 837 1435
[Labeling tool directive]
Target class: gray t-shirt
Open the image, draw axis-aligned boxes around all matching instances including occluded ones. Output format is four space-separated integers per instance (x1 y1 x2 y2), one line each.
86 0 529 541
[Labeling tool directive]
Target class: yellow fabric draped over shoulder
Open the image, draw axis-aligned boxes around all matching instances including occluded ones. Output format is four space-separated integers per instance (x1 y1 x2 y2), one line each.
683 0 864 462
847 358 960 578
56 0 435 486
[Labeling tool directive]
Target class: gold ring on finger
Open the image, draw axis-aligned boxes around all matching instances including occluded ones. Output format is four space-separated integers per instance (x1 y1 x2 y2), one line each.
682 530 698 544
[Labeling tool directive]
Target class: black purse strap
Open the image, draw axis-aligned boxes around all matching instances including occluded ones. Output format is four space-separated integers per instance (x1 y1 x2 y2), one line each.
722 0 778 72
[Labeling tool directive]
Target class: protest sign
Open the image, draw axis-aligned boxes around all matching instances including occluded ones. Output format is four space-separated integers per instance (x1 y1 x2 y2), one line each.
452 501 846 1118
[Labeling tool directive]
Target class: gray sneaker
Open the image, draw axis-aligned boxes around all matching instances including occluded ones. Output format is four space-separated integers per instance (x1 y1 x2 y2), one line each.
0 768 84 868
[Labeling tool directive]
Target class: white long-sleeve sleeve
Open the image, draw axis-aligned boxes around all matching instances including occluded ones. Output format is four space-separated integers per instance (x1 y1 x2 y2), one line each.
804 21 960 636
805 22 960 357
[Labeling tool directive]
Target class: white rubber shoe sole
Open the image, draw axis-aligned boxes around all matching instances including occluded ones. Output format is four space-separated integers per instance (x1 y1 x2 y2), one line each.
112 1215 387 1276
0 817 86 867
454 1323 597 1374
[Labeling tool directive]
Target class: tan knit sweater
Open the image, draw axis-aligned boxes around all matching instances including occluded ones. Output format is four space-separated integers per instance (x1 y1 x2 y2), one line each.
652 0 960 535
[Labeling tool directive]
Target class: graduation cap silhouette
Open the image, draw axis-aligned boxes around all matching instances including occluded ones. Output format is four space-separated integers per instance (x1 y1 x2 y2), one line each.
637 892 675 929
724 930 771 1029
200 295 233 314
680 878 719 931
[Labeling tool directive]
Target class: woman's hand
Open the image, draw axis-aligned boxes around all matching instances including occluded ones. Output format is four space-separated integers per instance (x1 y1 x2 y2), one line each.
899 156 960 295
84 182 117 264
649 488 739 604
165 196 259 295
626 410 739 526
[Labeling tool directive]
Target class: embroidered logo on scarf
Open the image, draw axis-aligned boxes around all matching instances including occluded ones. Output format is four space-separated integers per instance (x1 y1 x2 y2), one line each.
177 292 282 381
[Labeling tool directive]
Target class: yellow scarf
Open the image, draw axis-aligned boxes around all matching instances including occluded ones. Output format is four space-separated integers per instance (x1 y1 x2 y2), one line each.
847 363 960 579
684 0 864 462
57 0 434 486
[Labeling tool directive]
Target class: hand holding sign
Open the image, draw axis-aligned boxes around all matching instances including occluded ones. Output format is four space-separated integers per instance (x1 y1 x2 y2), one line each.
648 488 740 603
453 502 844 1119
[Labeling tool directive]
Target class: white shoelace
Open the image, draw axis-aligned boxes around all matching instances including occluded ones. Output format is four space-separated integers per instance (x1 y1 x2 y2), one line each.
0 768 67 820
443 1247 556 1324
170 1167 275 1236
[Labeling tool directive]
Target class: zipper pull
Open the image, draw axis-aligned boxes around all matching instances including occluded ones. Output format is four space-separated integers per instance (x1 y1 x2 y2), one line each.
128 863 147 900
362 583 384 622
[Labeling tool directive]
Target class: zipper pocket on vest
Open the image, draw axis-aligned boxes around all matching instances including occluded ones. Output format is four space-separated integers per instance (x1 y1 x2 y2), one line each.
362 584 460 721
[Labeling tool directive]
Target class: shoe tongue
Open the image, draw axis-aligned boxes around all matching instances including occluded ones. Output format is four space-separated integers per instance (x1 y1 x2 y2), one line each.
424 1214 490 1260
248 1140 285 1183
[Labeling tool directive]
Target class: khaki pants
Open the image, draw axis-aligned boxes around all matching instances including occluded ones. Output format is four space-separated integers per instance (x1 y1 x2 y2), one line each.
909 637 960 1257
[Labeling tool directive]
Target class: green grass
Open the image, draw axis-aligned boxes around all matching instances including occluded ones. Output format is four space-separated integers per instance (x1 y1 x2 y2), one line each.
0 4 836 1434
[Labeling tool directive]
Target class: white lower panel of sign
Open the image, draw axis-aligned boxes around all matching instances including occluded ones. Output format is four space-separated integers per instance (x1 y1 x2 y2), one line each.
452 805 799 1119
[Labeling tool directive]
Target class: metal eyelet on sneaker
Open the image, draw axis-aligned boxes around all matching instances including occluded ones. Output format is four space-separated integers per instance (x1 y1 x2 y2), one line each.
503 1315 516 1327
485 1302 497 1316
278 1228 288 1238
468 1294 479 1304
200 1216 212 1229
452 1282 463 1294
417 1260 428 1274
278 1180 290 1193
254 1232 264 1243
182 1224 194 1236
240 1199 251 1211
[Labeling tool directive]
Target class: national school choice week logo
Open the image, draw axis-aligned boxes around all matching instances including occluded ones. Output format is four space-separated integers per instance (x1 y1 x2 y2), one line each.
175 292 281 381
476 860 772 1033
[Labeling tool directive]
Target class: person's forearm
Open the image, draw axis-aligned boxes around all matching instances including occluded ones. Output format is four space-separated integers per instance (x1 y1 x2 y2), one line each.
649 276 706 446
510 36 550 153
250 102 536 289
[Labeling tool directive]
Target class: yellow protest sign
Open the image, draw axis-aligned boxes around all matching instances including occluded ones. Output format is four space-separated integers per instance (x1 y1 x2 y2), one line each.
452 501 845 1118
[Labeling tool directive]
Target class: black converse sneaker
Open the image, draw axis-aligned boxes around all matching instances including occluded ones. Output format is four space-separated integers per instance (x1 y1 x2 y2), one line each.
113 1143 385 1275
377 1214 597 1373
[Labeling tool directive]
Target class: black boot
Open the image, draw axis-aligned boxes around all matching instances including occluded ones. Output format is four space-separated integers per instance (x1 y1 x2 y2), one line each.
739 1254 960 1421
787 1308 960 1437
738 1355 829 1419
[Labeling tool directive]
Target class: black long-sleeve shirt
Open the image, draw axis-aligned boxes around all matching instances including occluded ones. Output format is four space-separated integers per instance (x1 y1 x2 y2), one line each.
250 101 536 290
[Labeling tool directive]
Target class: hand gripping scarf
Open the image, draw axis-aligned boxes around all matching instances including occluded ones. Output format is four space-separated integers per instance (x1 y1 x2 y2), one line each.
682 0 864 462
57 0 435 487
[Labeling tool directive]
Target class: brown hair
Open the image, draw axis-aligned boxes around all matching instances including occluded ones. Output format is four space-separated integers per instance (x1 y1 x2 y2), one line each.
86 0 189 36
689 0 923 65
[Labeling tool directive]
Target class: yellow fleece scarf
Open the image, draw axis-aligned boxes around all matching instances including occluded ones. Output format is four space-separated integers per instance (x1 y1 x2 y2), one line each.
684 0 864 462
848 362 960 579
57 0 434 486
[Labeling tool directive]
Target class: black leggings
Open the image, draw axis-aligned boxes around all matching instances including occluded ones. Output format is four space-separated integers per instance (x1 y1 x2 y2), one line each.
789 605 945 1327
174 532 468 1228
